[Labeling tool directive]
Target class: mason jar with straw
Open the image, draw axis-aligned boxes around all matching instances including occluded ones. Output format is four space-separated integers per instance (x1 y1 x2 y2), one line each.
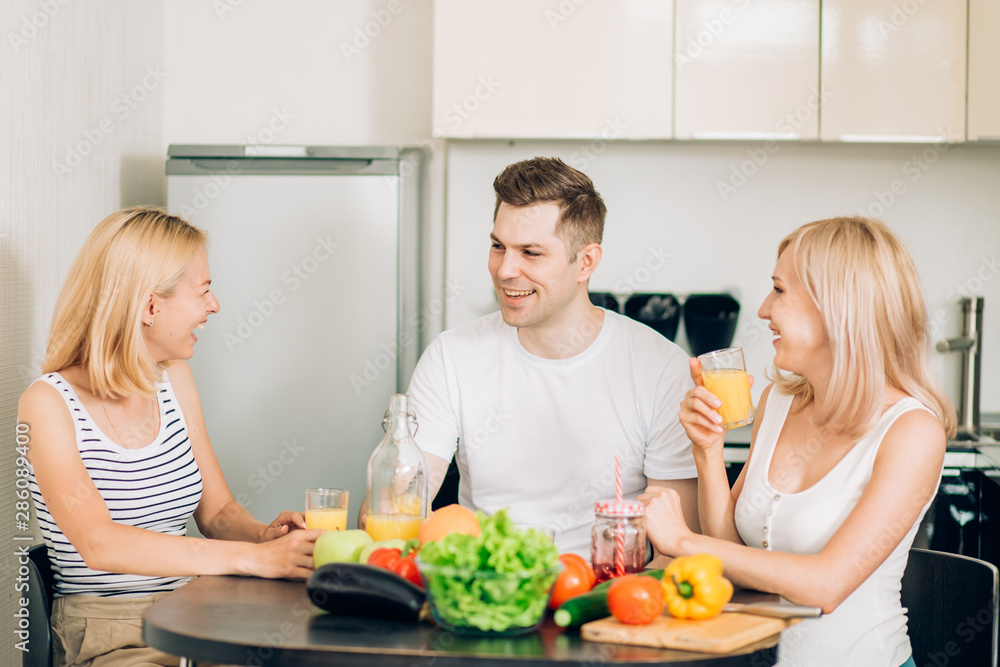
590 456 646 583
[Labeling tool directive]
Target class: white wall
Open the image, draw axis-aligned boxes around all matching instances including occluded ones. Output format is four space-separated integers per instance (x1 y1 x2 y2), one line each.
1 0 165 661
443 140 1000 419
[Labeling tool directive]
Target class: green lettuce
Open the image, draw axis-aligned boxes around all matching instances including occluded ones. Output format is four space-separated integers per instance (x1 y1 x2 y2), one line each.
418 509 560 633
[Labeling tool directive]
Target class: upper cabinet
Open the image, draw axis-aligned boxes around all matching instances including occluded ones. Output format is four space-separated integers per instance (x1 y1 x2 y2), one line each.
968 0 1000 141
819 0 967 142
434 0 988 143
674 0 820 140
432 0 674 139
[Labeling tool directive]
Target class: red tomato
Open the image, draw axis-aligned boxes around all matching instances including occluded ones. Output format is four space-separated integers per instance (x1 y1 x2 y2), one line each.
560 553 596 588
607 575 665 625
549 554 597 609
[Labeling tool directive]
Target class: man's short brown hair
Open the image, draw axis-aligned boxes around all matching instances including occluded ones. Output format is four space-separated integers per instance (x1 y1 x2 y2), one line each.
492 157 606 261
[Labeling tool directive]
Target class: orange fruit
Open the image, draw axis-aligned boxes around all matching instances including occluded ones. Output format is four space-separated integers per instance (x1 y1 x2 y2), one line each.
417 504 482 545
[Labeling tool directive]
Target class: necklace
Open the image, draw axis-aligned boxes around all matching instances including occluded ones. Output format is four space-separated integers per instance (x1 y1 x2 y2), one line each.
101 394 158 447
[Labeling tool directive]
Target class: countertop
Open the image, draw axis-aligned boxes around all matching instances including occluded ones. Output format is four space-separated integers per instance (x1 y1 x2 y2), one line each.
722 425 1000 469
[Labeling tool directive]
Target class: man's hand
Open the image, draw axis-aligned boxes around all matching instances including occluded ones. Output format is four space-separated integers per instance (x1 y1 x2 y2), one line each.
357 497 368 530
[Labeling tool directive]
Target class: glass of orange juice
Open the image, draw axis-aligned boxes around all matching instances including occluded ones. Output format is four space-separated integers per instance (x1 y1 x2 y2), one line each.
698 347 754 429
305 488 349 531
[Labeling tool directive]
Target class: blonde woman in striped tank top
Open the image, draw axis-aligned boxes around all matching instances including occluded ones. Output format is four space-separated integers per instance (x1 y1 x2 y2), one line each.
641 217 955 667
18 208 323 667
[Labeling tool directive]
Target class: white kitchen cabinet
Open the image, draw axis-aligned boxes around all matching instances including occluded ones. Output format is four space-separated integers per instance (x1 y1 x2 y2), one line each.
968 0 1000 141
433 0 673 139
674 0 820 140
820 0 966 142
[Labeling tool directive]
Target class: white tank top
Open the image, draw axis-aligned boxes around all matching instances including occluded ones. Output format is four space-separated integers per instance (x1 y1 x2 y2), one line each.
735 388 938 667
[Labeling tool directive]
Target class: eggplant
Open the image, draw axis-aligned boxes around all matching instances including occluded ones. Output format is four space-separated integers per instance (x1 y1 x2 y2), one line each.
307 563 428 622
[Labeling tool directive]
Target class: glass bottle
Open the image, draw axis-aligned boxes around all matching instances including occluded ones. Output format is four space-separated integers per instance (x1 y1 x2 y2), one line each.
365 394 429 542
590 500 646 583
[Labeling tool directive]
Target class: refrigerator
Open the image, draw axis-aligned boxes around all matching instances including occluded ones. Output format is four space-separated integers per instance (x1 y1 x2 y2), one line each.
166 145 421 529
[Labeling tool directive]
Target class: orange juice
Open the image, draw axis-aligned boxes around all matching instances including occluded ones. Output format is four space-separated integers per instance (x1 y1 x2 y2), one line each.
366 513 423 541
393 494 422 515
702 368 753 428
305 507 348 531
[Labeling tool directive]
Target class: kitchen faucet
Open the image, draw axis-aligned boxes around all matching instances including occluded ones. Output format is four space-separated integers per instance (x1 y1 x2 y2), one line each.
936 297 984 438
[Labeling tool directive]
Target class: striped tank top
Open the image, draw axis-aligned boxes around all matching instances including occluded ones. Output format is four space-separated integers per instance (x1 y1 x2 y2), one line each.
27 372 203 597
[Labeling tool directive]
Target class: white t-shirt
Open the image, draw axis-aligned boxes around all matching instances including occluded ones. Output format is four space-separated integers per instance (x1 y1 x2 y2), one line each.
407 309 697 556
735 388 937 667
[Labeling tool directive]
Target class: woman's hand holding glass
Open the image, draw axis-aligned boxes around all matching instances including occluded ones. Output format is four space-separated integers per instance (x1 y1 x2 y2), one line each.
680 358 754 456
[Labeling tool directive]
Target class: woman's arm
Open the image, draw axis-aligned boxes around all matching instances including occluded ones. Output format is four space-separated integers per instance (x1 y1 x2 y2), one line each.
19 379 321 579
166 361 304 542
699 384 772 543
677 358 770 543
644 407 945 614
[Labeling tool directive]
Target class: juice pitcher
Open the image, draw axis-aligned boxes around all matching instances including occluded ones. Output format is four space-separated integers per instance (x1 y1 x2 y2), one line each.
365 394 429 542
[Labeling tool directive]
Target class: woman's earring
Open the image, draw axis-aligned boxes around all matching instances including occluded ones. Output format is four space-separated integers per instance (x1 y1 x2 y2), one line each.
146 319 154 327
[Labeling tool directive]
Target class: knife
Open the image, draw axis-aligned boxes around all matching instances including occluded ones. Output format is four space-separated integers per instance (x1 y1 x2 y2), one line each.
723 602 823 619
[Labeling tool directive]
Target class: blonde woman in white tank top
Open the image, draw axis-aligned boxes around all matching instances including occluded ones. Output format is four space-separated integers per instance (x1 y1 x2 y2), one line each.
641 217 956 667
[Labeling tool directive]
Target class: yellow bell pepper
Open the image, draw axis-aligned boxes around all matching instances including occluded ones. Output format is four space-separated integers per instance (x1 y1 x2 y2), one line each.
662 554 734 620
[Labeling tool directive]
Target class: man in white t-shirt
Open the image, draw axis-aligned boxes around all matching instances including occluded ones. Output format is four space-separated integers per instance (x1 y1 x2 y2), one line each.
360 158 698 557
398 157 699 558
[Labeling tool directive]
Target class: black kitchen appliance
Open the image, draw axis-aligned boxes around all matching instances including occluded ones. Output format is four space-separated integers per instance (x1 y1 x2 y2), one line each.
589 292 620 313
624 293 681 341
683 293 740 356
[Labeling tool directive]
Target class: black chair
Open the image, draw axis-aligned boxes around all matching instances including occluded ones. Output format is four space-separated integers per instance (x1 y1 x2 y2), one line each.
24 544 55 667
901 547 999 667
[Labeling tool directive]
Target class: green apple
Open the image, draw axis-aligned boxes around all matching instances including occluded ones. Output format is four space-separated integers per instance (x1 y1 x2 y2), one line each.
358 538 406 566
313 529 374 567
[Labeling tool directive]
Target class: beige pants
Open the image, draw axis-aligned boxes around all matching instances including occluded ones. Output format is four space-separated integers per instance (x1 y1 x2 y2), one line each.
51 593 184 667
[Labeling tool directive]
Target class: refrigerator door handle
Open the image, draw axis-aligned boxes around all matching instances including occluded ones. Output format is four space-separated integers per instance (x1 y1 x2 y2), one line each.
244 145 312 158
166 158 391 177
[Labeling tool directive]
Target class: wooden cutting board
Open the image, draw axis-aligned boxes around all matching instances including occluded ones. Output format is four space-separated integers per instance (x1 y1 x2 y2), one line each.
581 612 801 654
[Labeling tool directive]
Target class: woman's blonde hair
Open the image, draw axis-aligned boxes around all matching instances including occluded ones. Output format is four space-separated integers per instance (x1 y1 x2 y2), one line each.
770 216 956 439
43 207 207 399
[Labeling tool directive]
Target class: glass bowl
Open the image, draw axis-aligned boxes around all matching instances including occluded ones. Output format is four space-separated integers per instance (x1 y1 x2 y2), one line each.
416 559 562 636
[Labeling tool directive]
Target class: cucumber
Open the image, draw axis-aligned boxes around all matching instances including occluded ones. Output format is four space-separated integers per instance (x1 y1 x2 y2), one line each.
308 562 428 622
553 591 611 627
553 569 666 628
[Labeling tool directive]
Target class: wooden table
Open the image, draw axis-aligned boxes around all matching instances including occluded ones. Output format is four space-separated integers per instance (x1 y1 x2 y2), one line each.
143 575 781 666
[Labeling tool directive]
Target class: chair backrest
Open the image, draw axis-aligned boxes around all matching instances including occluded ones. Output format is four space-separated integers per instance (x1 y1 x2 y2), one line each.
902 547 999 667
23 545 54 667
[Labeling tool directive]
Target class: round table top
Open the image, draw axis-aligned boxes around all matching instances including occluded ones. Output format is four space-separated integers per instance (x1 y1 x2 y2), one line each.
143 575 781 666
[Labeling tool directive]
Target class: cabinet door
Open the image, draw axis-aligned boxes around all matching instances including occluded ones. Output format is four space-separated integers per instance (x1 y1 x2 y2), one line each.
968 0 1000 141
674 0 820 140
433 0 673 139
820 0 966 142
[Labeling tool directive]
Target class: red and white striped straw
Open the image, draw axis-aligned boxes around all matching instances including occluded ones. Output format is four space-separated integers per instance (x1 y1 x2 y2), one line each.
614 456 624 577
615 456 622 504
